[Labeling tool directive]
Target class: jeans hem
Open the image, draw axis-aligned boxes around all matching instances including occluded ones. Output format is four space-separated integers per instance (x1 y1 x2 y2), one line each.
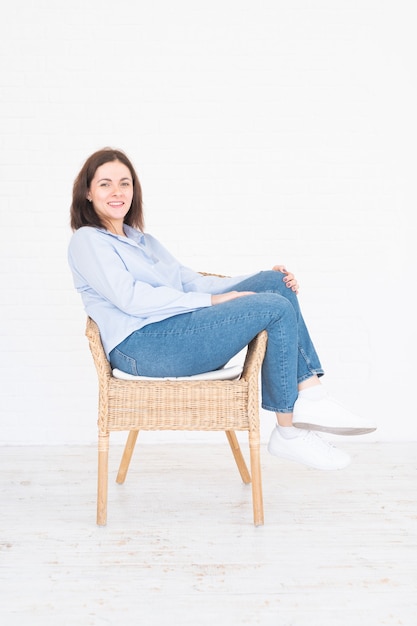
262 403 295 413
297 369 325 384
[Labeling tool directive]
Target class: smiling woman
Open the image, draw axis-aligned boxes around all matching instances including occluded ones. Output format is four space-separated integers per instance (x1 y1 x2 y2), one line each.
86 162 134 236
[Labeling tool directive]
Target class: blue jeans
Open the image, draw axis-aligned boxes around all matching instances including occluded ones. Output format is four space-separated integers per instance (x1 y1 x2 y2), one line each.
109 271 324 413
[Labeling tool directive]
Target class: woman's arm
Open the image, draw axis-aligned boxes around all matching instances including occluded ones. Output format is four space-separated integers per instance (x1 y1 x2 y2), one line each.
68 228 212 317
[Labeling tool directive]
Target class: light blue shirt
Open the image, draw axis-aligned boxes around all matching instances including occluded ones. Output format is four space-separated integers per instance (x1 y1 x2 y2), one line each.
68 225 250 357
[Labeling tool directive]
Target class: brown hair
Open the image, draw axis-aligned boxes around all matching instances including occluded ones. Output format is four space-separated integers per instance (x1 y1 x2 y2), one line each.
70 148 144 231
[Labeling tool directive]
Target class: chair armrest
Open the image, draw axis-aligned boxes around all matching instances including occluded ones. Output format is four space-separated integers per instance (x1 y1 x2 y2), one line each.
85 317 113 379
241 331 268 382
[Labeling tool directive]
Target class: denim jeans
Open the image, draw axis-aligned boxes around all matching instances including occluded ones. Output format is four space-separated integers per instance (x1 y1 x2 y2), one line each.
109 271 324 413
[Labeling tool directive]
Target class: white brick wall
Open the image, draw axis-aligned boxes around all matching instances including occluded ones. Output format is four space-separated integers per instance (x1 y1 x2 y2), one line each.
1 0 416 444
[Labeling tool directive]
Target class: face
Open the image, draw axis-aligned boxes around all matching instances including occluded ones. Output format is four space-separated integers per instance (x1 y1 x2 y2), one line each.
87 160 133 232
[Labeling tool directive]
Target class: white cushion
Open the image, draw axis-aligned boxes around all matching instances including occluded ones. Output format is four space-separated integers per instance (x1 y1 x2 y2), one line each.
112 364 243 382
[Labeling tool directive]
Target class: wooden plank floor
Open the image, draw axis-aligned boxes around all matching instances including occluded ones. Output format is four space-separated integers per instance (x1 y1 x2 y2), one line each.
1 441 416 626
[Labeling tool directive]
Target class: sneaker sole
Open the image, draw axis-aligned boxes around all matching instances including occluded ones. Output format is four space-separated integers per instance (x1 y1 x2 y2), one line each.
293 422 377 436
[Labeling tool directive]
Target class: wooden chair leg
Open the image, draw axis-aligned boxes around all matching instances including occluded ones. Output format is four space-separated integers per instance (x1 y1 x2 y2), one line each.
116 430 139 484
97 432 109 526
249 432 264 526
225 430 251 484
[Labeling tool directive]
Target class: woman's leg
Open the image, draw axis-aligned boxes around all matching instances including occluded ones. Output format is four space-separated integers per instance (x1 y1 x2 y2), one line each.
231 271 324 415
232 270 324 384
110 290 301 412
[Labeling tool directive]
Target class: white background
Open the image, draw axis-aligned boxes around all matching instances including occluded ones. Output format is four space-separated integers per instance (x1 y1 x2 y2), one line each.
1 0 416 445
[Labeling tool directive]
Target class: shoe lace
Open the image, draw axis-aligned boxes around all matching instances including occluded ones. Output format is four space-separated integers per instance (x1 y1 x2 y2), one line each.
302 430 338 455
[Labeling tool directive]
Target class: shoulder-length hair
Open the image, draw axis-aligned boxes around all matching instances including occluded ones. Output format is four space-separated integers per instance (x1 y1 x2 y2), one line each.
70 148 144 231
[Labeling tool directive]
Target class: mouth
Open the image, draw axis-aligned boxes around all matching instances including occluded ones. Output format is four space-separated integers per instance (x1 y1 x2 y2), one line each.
108 202 124 207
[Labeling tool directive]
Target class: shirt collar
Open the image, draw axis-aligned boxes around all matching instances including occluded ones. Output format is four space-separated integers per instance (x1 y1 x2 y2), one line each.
123 224 145 243
99 225 145 245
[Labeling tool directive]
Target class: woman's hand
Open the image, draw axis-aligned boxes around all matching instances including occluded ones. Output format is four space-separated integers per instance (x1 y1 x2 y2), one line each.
272 265 299 294
211 291 255 305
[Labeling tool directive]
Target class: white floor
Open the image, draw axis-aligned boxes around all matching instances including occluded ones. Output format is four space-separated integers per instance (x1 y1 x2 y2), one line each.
1 441 416 626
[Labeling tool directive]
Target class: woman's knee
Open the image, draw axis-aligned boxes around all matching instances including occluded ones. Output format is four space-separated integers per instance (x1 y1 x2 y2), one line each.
238 270 297 300
244 292 296 323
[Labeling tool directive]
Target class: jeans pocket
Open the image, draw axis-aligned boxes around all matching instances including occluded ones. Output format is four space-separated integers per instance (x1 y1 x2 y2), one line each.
109 348 139 375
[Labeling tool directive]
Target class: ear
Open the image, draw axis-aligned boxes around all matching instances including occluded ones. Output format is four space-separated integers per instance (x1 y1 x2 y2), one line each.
86 193 92 202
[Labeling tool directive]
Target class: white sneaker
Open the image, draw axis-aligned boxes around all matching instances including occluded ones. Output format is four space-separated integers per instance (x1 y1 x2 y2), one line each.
293 394 377 436
267 427 351 470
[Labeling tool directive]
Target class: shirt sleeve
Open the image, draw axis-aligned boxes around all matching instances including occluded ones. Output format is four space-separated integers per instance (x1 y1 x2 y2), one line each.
68 229 212 318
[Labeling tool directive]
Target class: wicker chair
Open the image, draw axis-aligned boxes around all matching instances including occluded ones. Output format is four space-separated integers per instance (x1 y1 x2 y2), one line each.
85 314 268 526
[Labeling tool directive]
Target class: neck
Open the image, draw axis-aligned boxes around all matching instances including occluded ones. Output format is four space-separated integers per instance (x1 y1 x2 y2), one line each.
105 220 125 236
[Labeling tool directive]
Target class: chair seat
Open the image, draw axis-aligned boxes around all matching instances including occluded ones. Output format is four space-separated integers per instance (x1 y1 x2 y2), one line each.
112 364 243 382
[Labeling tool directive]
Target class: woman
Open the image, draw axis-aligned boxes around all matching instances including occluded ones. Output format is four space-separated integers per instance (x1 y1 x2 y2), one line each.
68 148 376 471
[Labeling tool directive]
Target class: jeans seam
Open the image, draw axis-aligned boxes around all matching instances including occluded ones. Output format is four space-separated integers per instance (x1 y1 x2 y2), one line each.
138 310 283 337
110 348 139 375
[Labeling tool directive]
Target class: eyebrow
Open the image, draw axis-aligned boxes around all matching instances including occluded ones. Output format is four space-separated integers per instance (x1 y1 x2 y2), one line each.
97 177 132 183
